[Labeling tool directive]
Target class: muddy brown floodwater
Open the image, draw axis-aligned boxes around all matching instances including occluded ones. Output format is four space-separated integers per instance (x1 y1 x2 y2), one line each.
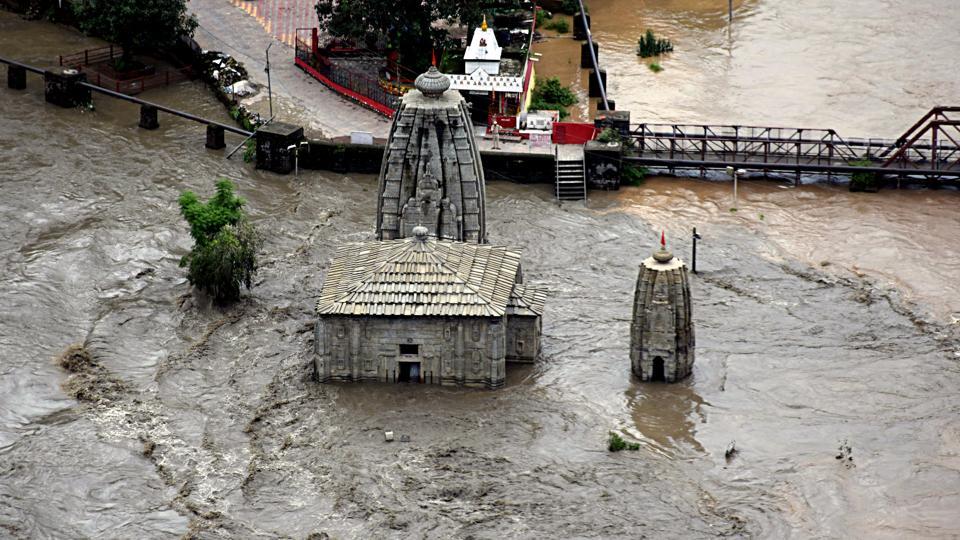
2 6 960 540
538 0 960 136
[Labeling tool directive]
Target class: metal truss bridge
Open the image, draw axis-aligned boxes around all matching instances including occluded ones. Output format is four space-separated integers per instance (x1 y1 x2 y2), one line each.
623 107 960 183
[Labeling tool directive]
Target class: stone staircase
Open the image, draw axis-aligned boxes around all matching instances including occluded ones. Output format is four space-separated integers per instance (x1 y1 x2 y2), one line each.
555 156 586 202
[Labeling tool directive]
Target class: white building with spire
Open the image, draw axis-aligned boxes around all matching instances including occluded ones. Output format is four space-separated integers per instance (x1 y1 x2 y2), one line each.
464 16 503 75
448 15 535 127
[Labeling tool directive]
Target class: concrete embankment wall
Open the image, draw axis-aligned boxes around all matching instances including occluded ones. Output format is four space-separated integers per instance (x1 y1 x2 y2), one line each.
300 140 556 184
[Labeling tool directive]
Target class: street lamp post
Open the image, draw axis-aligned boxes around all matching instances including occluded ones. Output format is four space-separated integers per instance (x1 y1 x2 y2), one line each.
287 141 309 177
265 43 274 119
726 166 737 209
726 167 747 210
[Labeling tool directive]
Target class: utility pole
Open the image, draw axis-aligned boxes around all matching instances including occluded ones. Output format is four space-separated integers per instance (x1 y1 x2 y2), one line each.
265 43 274 119
729 0 734 22
692 227 702 273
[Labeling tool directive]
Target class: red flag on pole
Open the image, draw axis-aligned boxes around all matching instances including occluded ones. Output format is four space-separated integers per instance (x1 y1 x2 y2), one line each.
661 230 666 249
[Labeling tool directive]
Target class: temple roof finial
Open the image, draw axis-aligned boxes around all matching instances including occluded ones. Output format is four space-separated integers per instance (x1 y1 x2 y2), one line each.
482 14 488 31
653 230 674 263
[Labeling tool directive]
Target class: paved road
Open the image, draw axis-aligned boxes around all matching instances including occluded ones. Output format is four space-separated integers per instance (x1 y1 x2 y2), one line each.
227 0 317 47
189 0 390 138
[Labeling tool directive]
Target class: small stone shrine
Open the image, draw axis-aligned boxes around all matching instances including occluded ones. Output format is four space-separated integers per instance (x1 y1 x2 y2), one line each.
630 233 695 382
314 227 545 388
376 61 486 243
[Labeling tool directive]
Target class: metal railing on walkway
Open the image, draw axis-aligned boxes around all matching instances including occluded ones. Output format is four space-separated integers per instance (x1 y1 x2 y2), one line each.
58 45 194 95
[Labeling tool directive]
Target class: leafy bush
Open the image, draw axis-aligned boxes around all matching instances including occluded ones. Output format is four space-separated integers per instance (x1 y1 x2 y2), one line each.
608 432 641 452
535 8 552 27
242 139 256 163
530 77 578 119
179 179 262 303
623 163 648 186
596 127 622 144
545 19 570 33
637 29 673 57
648 62 663 73
849 158 880 192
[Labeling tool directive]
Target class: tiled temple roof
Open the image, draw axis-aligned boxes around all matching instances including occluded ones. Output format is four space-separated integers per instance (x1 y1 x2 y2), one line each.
507 284 548 317
317 236 523 317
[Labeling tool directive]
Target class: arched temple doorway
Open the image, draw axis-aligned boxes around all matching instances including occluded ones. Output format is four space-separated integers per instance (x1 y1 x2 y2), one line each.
651 357 666 382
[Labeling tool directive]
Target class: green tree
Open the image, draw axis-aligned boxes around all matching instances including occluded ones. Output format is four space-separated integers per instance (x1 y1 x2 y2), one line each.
315 0 521 72
178 180 261 303
72 0 197 66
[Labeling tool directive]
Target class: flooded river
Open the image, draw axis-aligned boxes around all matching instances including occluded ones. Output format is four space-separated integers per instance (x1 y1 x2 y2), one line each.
2 5 960 539
537 0 960 136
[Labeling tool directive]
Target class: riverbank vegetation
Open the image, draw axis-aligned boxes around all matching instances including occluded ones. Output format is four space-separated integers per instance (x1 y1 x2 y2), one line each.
530 77 578 119
545 18 570 33
622 163 648 186
637 29 673 58
71 0 197 67
178 180 262 303
536 8 551 27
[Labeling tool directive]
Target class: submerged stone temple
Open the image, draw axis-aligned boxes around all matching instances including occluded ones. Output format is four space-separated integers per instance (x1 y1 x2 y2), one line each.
630 234 695 382
314 227 545 388
375 63 486 243
316 64 545 389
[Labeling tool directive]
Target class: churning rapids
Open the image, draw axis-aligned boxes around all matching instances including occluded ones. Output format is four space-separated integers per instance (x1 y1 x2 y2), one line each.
2 3 960 539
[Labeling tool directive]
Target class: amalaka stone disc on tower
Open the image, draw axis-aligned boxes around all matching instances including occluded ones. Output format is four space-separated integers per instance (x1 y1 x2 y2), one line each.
630 232 695 382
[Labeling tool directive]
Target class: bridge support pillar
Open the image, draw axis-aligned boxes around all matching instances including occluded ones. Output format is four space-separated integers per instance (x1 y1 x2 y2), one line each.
206 124 225 149
595 110 630 138
588 68 607 98
7 65 26 90
573 12 591 40
585 140 623 190
580 42 599 68
139 105 159 130
256 122 304 174
44 68 90 108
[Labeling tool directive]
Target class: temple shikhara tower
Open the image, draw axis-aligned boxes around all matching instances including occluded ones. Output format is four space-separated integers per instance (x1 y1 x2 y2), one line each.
375 61 486 243
630 233 695 382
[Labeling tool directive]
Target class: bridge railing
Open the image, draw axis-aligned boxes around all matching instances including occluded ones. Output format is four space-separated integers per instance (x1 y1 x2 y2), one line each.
629 120 959 171
629 123 864 166
883 120 960 172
